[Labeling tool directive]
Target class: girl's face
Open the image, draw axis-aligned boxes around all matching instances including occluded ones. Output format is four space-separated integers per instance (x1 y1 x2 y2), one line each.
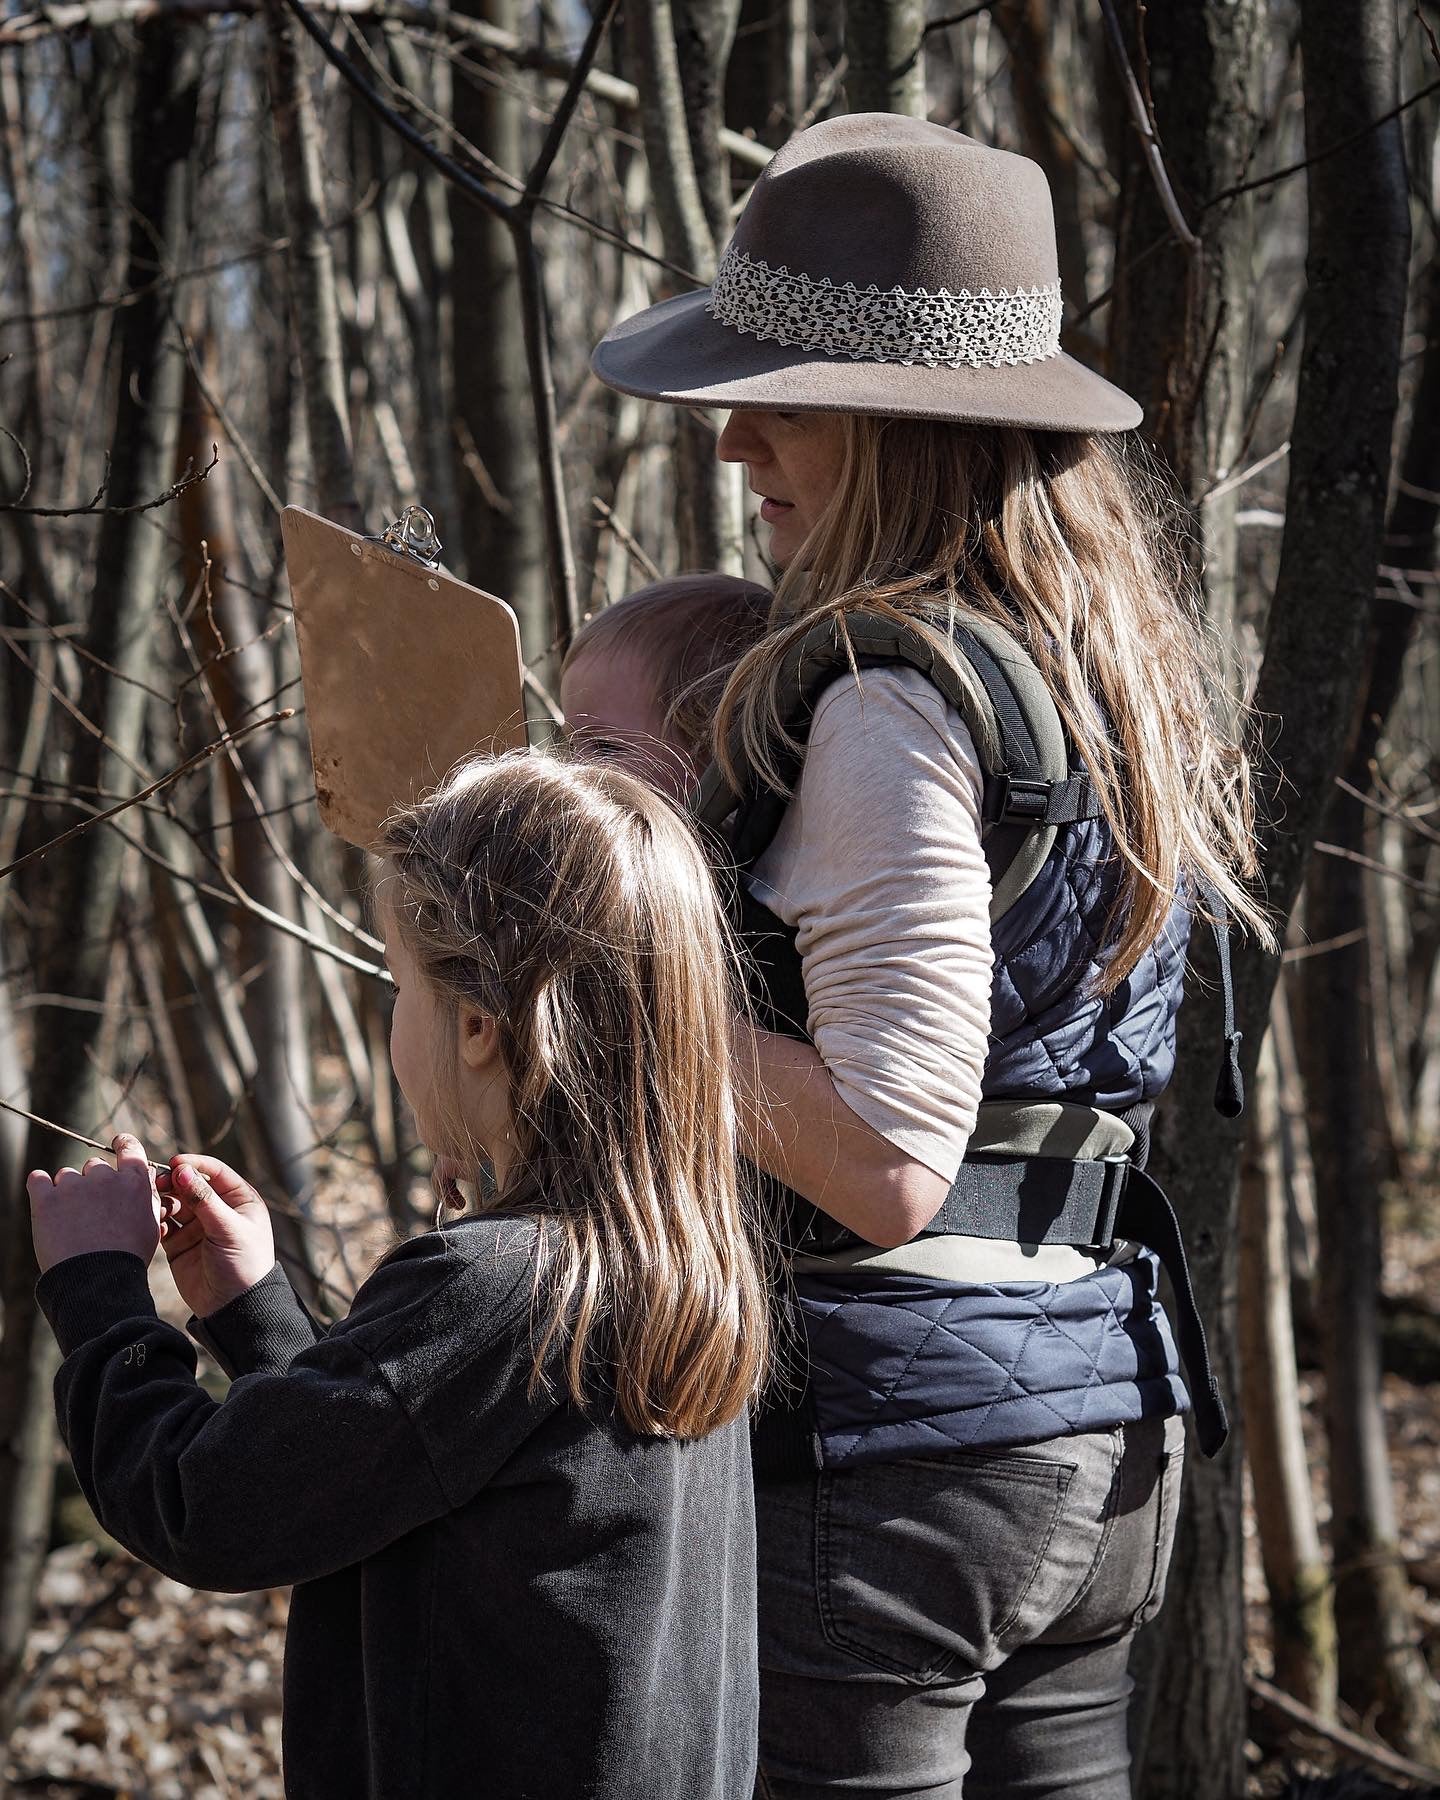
560 646 698 803
715 409 848 567
381 917 443 1144
382 904 514 1188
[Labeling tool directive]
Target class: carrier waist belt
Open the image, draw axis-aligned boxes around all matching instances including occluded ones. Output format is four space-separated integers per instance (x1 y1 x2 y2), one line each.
792 1155 1228 1458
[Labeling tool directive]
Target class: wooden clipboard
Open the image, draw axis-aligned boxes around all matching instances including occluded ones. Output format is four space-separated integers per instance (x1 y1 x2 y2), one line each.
282 505 527 851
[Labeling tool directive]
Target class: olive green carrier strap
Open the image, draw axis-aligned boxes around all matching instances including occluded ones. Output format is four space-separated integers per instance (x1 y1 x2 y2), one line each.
693 608 1102 920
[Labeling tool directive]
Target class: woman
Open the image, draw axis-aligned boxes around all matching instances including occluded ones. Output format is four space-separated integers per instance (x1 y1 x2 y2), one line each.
593 114 1270 1798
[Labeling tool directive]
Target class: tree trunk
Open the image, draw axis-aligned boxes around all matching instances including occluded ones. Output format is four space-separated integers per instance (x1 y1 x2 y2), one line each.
449 0 548 659
1239 1014 1336 1717
992 0 1090 320
181 371 322 1306
843 0 926 119
0 23 203 1737
627 0 745 574
1296 210 1440 1760
1132 0 1412 1790
264 0 358 524
1108 0 1267 644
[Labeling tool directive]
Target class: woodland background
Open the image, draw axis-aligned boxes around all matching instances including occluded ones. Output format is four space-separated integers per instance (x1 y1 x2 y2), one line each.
1 0 1439 1794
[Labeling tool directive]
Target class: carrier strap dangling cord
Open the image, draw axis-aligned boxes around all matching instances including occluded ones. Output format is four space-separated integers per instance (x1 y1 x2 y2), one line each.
1198 877 1244 1119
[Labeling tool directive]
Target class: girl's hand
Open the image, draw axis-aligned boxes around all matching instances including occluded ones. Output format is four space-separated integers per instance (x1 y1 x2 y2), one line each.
157 1154 276 1319
28 1135 163 1275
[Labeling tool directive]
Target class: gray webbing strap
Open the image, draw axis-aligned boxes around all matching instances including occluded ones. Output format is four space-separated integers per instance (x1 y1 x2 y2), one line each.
923 1156 1131 1249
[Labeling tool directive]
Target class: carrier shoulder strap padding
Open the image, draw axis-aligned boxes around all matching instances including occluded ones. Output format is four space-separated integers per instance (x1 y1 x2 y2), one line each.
694 609 1102 923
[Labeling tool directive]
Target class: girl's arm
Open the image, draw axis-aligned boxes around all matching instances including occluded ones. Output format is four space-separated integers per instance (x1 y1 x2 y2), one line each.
37 1228 547 1595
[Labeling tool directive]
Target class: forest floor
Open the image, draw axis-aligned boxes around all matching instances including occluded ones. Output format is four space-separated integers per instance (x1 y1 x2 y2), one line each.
5 1171 1440 1799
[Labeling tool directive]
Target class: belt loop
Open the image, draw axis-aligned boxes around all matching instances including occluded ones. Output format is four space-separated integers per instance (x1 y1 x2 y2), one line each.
1094 1156 1129 1249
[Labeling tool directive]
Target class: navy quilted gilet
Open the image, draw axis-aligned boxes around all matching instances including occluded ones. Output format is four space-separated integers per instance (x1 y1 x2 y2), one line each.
739 690 1193 1474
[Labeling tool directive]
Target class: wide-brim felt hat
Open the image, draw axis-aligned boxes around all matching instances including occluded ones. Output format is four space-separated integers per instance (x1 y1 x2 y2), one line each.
592 113 1141 434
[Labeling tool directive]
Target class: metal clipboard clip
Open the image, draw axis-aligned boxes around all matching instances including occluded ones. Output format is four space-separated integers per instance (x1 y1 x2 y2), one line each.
367 505 444 570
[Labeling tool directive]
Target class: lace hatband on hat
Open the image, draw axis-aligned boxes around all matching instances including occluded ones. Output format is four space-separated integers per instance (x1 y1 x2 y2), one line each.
707 248 1063 370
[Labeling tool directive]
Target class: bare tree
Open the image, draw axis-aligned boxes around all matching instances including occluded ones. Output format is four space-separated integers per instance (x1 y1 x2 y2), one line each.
1137 0 1416 1789
0 26 205 1734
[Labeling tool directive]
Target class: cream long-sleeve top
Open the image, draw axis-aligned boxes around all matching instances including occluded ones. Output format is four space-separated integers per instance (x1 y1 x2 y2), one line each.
747 664 1101 1283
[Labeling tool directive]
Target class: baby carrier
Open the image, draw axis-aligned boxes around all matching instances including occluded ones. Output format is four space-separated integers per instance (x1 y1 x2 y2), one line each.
696 608 1239 1464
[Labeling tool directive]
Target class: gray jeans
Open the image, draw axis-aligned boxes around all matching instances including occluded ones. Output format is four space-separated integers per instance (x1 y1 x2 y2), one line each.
754 1414 1185 1800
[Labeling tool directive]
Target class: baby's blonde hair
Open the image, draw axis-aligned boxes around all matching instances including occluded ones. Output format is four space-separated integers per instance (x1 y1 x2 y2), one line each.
564 574 771 752
376 751 769 1439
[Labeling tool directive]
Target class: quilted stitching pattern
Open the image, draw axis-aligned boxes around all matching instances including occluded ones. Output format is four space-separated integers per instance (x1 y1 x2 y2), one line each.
798 1256 1188 1468
738 791 1195 1465
985 815 1189 1108
794 816 1193 1465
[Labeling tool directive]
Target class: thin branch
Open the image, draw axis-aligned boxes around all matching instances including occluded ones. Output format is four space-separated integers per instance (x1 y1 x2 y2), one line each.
0 711 293 884
2 581 176 704
1201 439 1292 505
523 667 565 728
924 4 991 34
1248 1674 1440 1787
1334 773 1440 848
0 1096 357 1309
521 0 620 203
1281 926 1370 963
273 0 704 284
592 496 663 583
160 563 384 954
173 319 284 515
1 423 33 502
0 0 774 164
1203 74 1440 209
1311 838 1440 899
1097 0 1200 252
0 445 219 519
1 188 382 333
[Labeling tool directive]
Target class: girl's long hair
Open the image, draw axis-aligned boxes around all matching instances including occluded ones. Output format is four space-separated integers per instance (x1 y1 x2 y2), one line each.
713 416 1275 991
377 752 769 1439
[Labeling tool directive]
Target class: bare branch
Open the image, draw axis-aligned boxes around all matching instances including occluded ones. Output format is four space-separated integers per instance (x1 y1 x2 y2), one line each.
0 445 219 519
0 711 293 884
1202 74 1440 209
0 0 775 166
1248 1675 1440 1787
1097 0 1200 252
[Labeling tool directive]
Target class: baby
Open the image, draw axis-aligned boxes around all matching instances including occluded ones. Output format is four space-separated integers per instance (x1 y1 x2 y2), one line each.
560 574 771 800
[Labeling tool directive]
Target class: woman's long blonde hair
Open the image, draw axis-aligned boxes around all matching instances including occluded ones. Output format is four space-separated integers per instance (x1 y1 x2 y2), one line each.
377 752 769 1439
714 416 1274 990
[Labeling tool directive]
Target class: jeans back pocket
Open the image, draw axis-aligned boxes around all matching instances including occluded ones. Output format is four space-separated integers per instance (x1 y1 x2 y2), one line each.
816 1450 1076 1685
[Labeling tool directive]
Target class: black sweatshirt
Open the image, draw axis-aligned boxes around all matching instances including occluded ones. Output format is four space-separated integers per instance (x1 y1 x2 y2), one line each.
37 1220 758 1799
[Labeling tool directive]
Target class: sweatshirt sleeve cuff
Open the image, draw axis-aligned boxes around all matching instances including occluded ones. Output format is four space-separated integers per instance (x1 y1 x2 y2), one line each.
36 1252 157 1358
189 1265 322 1378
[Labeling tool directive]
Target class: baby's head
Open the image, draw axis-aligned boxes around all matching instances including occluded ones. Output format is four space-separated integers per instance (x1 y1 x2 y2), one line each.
373 749 768 1436
560 575 772 800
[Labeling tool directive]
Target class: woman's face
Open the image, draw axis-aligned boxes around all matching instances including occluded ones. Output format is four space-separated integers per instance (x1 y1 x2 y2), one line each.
716 410 847 568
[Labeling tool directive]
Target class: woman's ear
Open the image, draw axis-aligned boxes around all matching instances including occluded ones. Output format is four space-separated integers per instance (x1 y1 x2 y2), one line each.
459 1009 501 1072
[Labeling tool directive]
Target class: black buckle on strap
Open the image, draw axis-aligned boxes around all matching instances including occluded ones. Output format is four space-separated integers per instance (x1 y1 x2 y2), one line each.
981 772 1051 824
981 772 1101 828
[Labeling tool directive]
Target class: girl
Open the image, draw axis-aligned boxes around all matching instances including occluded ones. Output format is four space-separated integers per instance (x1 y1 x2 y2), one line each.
28 752 769 1800
592 113 1272 1797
